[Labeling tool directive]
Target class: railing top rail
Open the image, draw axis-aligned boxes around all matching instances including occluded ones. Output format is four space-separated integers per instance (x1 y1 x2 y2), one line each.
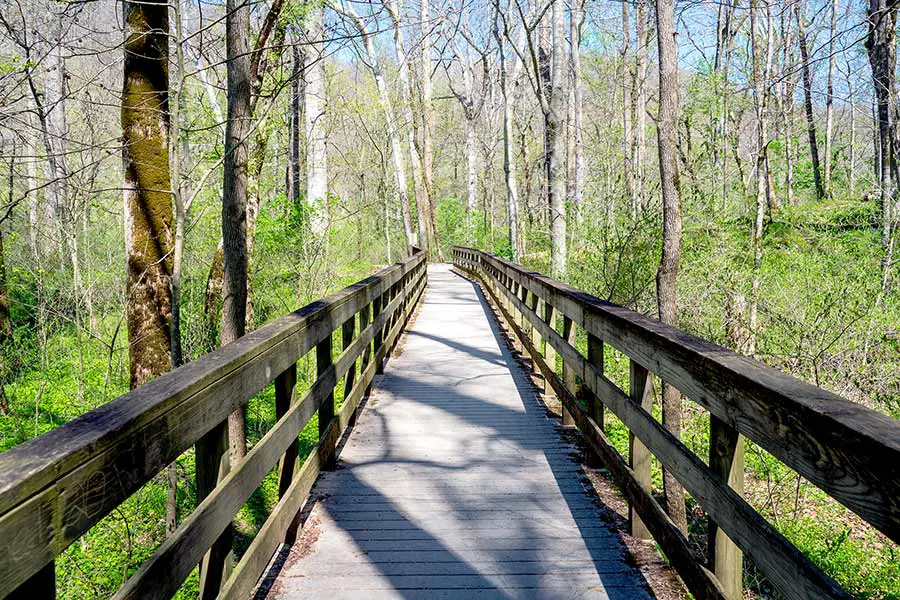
0 249 425 518
452 246 900 545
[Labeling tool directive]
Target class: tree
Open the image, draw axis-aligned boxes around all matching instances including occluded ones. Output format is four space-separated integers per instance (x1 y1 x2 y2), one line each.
385 0 428 252
445 16 490 244
569 0 585 213
655 0 688 535
221 0 252 462
622 0 634 212
121 0 174 388
547 0 567 277
330 0 415 254
865 0 899 290
305 2 328 232
796 1 825 200
493 1 524 262
824 0 838 196
420 0 444 260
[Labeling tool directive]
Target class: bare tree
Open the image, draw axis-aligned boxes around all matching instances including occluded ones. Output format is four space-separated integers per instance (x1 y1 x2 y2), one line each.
569 0 585 213
796 1 825 200
493 1 526 261
305 2 328 232
445 14 490 244
621 1 634 213
824 0 838 196
634 0 648 210
865 0 899 290
385 0 428 251
420 0 444 260
330 0 415 253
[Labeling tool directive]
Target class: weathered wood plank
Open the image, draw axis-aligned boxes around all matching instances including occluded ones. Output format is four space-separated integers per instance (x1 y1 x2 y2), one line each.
586 333 604 428
628 361 653 541
276 364 298 499
708 415 744 600
561 316 577 427
195 415 232 600
115 269 428 600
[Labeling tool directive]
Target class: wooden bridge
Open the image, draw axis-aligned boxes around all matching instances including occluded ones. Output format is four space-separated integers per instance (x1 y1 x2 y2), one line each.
0 247 898 600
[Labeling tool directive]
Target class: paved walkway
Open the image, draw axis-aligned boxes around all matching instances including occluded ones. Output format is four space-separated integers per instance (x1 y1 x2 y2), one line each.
266 264 653 599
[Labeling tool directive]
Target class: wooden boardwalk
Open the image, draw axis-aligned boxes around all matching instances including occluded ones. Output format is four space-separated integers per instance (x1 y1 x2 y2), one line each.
266 264 653 599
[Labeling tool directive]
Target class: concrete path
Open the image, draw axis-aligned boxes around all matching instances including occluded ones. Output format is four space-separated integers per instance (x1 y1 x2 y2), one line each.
265 264 653 599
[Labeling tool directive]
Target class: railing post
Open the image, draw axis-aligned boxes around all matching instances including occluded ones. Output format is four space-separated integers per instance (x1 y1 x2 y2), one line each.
561 316 577 427
276 364 299 498
342 314 358 422
528 290 540 356
586 333 604 429
196 418 232 599
542 301 558 402
373 293 384 374
628 360 653 540
360 303 373 396
274 363 302 544
709 415 745 599
317 333 336 470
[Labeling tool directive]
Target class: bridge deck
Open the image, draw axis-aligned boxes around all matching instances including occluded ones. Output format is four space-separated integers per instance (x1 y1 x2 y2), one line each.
265 264 653 599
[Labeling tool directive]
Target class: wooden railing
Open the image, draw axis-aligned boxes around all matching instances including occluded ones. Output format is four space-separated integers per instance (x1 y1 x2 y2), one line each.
0 249 427 600
452 246 900 600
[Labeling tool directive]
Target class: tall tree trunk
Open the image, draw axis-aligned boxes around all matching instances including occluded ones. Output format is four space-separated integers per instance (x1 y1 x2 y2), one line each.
749 0 770 355
548 0 567 278
495 12 521 261
782 7 796 206
122 0 174 389
334 1 415 252
796 2 825 200
465 116 478 241
865 0 899 290
621 1 634 212
290 42 303 206
539 18 552 230
848 62 856 194
719 1 737 211
0 160 13 416
571 0 585 213
222 0 252 462
655 0 689 536
635 0 648 210
305 4 328 233
824 0 838 196
420 0 443 260
386 0 427 251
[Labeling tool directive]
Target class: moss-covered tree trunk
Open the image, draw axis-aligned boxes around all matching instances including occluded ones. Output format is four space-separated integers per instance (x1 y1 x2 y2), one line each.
121 0 174 389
